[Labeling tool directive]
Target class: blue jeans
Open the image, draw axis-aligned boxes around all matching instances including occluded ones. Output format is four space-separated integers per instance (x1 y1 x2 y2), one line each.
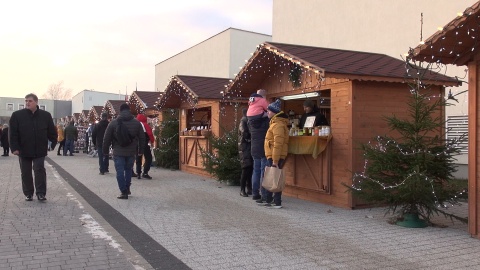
252 157 267 198
64 139 74 155
113 155 135 194
97 146 109 173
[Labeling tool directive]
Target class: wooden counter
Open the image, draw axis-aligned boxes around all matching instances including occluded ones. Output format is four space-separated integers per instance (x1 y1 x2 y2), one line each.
284 135 332 198
179 135 211 177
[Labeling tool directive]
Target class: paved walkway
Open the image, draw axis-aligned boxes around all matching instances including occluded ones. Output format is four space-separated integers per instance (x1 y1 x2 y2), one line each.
1 152 480 269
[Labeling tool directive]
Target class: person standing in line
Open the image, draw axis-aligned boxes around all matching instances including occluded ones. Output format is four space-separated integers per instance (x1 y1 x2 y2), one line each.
103 103 145 199
9 93 57 201
238 108 253 197
56 123 65 156
1 124 9 156
92 112 110 175
63 121 78 156
135 114 154 179
247 89 270 202
262 99 289 209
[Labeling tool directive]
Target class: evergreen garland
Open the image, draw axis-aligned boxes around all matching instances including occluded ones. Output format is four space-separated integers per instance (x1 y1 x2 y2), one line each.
153 109 179 169
289 64 302 88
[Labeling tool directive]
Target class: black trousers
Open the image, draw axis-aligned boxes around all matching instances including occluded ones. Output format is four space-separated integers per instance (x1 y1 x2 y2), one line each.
136 145 153 174
19 156 46 196
240 165 253 192
57 140 65 154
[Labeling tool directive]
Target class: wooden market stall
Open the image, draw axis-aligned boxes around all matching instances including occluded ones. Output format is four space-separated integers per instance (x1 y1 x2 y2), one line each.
226 42 458 209
87 106 105 123
410 1 480 237
156 75 242 177
129 90 161 118
104 100 128 119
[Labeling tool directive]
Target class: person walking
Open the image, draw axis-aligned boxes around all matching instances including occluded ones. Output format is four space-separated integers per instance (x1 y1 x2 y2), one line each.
247 89 270 202
63 121 78 156
1 124 9 156
135 114 154 179
103 103 145 199
9 93 57 201
238 108 253 197
263 99 289 209
92 112 110 175
56 123 65 156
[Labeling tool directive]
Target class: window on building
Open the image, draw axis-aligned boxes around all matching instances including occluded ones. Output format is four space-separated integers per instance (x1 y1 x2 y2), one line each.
18 104 24 110
40 105 46 110
6 103 13 111
446 115 468 154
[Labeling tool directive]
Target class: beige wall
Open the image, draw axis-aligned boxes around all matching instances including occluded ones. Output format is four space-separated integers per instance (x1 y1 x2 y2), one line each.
273 0 476 165
154 28 271 92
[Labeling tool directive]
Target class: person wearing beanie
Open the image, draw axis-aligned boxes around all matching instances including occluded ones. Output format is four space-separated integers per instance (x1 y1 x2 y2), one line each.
92 112 110 175
299 99 328 128
102 103 145 199
135 113 155 179
238 107 253 197
261 99 289 209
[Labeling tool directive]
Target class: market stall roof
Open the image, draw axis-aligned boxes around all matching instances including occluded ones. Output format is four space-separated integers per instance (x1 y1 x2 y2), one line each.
79 110 89 122
129 90 161 117
410 1 480 66
155 75 230 109
227 42 460 97
104 100 127 117
72 113 81 123
87 106 104 122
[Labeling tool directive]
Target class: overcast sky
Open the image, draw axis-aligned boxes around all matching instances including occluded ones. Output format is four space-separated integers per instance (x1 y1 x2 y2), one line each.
0 0 272 99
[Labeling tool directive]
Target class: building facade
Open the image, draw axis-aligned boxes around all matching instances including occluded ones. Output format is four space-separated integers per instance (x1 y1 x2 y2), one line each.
72 89 127 114
0 97 71 124
154 28 272 92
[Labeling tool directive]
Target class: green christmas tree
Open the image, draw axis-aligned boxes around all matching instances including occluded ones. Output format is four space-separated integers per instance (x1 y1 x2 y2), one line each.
350 81 467 225
200 126 242 185
153 109 179 170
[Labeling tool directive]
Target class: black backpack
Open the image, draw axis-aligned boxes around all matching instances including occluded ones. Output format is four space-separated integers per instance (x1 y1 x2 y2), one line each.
115 119 133 147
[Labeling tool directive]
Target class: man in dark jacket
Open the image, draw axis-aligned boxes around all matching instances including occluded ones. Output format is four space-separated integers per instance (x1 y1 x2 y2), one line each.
299 100 329 128
92 112 110 175
9 93 57 201
63 121 78 156
103 103 145 199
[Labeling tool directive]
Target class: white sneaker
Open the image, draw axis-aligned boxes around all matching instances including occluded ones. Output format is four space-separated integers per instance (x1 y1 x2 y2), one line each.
265 204 283 209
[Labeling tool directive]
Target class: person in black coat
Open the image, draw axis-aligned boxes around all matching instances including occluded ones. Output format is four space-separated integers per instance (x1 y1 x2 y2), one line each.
92 112 110 175
238 108 253 197
9 93 57 201
1 124 9 156
247 110 269 201
299 100 329 128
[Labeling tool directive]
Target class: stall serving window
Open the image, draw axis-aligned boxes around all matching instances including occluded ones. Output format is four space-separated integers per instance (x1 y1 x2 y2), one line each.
281 90 331 128
187 107 211 131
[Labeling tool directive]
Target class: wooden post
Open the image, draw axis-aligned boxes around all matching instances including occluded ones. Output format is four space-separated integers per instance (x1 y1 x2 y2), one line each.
469 60 479 237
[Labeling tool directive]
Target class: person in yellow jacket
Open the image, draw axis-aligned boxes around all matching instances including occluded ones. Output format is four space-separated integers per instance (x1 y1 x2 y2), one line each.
56 124 65 156
263 99 289 209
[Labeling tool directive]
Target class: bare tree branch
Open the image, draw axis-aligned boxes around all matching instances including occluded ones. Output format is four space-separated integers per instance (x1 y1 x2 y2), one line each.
42 80 73 100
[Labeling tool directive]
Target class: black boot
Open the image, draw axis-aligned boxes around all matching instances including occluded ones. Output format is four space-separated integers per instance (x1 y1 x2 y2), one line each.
117 193 128 199
240 190 248 197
